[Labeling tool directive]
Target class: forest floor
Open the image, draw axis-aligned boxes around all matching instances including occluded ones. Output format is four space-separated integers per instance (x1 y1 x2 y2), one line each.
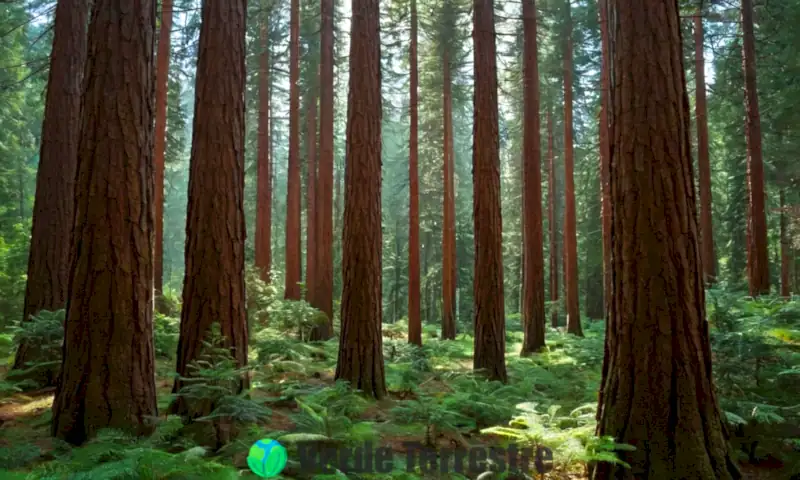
0 293 799 479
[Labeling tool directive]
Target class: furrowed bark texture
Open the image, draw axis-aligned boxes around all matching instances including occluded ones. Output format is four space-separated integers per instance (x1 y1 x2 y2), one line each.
334 0 387 399
51 0 157 445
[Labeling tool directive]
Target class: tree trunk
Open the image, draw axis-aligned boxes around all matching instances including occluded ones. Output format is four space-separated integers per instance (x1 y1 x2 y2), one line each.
169 0 248 419
547 109 559 329
741 0 770 296
305 90 318 304
51 0 157 445
153 0 173 297
334 0 387 399
255 8 272 283
694 12 716 285
311 0 334 340
285 0 302 300
12 0 88 387
442 50 457 341
472 0 507 383
780 188 791 298
562 0 582 337
598 0 611 319
520 0 545 355
593 1 740 477
408 0 422 346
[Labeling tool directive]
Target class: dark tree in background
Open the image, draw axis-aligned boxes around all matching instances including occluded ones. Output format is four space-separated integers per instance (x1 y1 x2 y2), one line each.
255 5 273 283
407 0 422 346
284 0 303 300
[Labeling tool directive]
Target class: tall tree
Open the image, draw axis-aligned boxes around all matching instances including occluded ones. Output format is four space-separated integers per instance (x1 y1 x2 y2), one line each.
593 0 740 477
51 0 157 445
694 11 716 284
285 0 303 300
598 0 611 314
11 0 88 386
472 0 507 383
442 38 457 340
153 0 173 295
334 0 387 399
562 0 582 336
305 89 318 303
741 0 769 296
780 188 791 298
520 0 545 355
408 0 422 346
547 109 559 329
255 4 273 283
170 0 248 417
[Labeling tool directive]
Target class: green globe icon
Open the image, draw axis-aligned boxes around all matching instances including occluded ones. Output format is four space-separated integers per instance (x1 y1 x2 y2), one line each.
247 438 287 478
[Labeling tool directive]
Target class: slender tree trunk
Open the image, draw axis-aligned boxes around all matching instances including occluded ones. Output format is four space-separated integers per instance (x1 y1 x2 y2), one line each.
741 0 770 296
12 0 88 387
169 0 248 418
593 1 740 477
408 0 422 346
305 90 318 304
548 109 559 329
695 12 716 285
51 0 157 445
255 8 272 283
472 0 507 383
311 0 334 340
334 0 387 399
285 0 302 300
520 0 545 355
598 0 611 318
442 51 457 340
781 188 791 298
562 0 582 336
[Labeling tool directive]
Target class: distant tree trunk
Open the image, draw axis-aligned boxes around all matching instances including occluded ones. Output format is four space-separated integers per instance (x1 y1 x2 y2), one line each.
780 188 791 298
169 0 248 418
305 90 318 304
408 0 422 346
741 0 769 296
255 9 272 283
695 12 716 285
547 109 559 328
153 0 173 296
12 0 88 387
593 0 740 477
562 0 582 336
520 0 545 355
335 0 386 399
442 50 457 340
598 0 611 317
285 0 302 300
311 0 334 339
51 0 157 445
472 0 507 383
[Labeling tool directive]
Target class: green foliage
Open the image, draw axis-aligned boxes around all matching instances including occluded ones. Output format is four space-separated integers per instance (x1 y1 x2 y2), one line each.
153 313 180 360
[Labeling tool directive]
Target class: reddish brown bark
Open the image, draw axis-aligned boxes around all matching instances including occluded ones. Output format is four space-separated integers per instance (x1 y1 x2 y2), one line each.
593 1 740 477
442 50 457 341
695 13 716 285
285 0 302 300
12 0 88 386
741 0 770 296
472 0 507 383
51 0 157 445
305 91 318 304
520 0 545 355
153 0 173 296
169 0 249 418
255 11 272 283
547 110 559 329
562 1 582 337
408 0 421 346
781 189 791 298
598 0 611 316
311 0 334 340
334 0 387 399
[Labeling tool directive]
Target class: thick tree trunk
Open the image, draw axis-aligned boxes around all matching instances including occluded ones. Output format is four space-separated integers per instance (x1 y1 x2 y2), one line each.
442 51 457 341
305 91 318 304
51 0 157 445
520 0 545 355
547 109 559 329
408 0 421 346
153 0 173 296
741 0 770 296
334 0 386 399
255 10 272 283
593 1 740 477
562 0 582 337
169 0 248 418
472 0 507 383
695 13 716 285
598 0 611 319
285 0 302 300
12 0 88 387
311 0 334 340
780 189 791 298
